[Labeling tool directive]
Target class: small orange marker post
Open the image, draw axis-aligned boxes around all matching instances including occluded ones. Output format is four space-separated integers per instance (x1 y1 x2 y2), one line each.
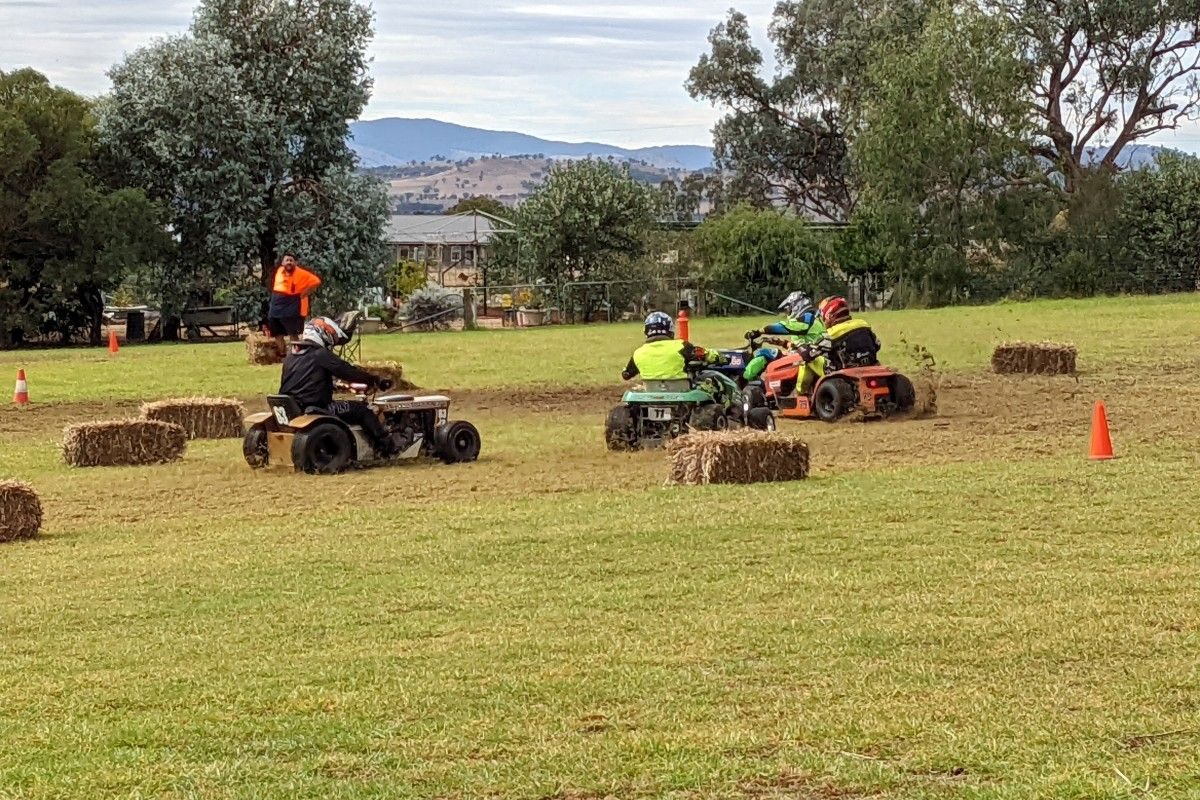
13 369 29 406
108 329 119 354
677 303 690 343
1089 401 1113 460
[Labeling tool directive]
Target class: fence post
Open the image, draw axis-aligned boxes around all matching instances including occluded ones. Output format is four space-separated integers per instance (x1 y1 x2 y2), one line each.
462 288 477 331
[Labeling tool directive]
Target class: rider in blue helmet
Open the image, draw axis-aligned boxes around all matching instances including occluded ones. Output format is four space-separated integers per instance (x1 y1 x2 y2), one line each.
621 311 723 381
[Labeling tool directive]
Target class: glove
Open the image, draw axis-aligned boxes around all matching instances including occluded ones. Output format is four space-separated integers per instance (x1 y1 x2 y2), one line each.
377 378 394 392
745 330 762 340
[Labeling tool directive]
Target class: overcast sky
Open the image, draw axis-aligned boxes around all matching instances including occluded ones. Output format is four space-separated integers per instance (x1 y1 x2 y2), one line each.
3 0 1198 151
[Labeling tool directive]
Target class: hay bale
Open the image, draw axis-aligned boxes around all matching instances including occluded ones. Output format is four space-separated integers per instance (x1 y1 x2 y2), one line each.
0 480 42 542
360 360 417 390
666 430 810 486
992 341 1077 375
141 397 245 439
246 332 283 366
62 420 187 467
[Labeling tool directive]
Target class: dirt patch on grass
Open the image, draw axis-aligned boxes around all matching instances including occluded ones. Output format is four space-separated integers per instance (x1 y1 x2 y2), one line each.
448 384 618 415
10 362 1200 538
0 400 143 436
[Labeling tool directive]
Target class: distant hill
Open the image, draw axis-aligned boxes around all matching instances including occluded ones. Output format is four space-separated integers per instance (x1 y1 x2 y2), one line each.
363 156 693 215
349 118 714 171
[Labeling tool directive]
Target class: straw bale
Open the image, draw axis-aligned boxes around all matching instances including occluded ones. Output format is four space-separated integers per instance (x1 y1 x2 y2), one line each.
360 360 417 390
666 430 810 486
246 332 283 365
991 342 1077 375
62 420 187 467
141 397 245 439
0 480 42 542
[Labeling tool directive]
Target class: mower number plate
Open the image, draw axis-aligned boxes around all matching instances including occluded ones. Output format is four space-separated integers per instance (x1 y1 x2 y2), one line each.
647 406 672 421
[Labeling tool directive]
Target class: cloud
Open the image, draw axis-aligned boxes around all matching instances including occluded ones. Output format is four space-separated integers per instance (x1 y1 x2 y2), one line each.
3 0 1195 151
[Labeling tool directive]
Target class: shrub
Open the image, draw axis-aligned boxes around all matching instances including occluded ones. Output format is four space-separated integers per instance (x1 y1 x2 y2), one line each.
403 285 461 331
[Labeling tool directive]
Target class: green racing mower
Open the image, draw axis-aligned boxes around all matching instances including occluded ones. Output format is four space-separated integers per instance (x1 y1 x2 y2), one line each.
605 364 776 451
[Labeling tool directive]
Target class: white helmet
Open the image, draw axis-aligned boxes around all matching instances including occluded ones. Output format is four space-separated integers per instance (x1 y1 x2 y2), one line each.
299 316 349 349
778 291 814 320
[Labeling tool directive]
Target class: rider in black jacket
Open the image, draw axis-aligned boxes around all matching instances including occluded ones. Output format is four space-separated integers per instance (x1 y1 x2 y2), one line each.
279 317 398 455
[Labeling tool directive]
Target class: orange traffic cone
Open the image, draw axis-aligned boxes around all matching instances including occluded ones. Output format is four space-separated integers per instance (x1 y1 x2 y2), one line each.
1089 401 1113 461
677 304 690 343
13 369 28 406
108 329 119 354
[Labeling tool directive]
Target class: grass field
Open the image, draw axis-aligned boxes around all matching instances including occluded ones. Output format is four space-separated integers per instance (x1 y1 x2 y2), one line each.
1 294 1199 799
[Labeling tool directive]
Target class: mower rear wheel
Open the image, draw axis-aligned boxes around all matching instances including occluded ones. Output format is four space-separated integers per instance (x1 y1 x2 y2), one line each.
293 422 354 474
436 420 482 463
813 379 854 423
747 406 776 432
604 405 636 451
691 404 728 432
242 427 269 469
891 375 916 414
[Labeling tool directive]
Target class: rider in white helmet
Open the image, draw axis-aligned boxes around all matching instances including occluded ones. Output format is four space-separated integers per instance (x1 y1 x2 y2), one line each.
742 290 826 383
279 316 399 455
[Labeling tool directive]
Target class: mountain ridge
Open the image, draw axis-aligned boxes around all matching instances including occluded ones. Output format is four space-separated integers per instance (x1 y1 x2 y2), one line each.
349 117 714 171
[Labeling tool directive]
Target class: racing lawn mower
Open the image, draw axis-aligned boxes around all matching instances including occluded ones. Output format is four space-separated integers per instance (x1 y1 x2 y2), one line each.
605 353 775 451
739 332 916 423
243 385 481 474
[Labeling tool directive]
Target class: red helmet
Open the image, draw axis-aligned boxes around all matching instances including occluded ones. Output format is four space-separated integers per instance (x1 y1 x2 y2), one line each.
820 296 851 327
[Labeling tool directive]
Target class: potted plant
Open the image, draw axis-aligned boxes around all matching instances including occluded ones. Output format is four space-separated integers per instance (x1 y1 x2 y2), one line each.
516 288 548 327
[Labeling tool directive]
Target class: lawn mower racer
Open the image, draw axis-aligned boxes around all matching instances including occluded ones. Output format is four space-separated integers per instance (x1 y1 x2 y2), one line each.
279 317 401 456
741 291 826 383
606 312 773 450
243 315 482 473
742 296 914 422
620 311 724 383
807 295 882 374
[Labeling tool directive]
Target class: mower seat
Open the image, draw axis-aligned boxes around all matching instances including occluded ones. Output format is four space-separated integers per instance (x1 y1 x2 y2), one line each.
643 379 691 393
267 394 304 425
335 310 362 338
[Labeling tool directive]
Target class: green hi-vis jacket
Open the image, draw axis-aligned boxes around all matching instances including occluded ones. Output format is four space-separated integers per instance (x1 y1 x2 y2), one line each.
622 337 718 381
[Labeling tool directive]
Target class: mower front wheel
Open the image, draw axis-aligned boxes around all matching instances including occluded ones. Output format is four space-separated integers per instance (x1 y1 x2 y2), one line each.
747 406 776 432
814 379 854 423
243 427 269 469
293 422 354 474
691 404 728 432
743 384 768 411
436 420 482 463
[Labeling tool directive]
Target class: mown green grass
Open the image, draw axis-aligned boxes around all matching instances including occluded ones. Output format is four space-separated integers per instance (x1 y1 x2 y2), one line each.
1 294 1199 799
1 293 1196 402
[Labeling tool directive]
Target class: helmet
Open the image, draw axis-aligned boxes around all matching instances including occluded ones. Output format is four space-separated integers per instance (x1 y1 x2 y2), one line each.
777 290 813 321
819 296 851 327
644 311 674 339
300 316 349 349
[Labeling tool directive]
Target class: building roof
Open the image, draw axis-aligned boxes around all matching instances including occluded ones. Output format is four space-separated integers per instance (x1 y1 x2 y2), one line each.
385 211 514 245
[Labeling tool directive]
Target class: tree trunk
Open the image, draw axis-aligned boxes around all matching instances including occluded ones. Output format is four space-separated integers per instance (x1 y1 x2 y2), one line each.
258 207 279 330
259 223 278 290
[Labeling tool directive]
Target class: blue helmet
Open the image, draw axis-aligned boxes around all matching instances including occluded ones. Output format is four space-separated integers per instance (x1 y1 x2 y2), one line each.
644 311 674 339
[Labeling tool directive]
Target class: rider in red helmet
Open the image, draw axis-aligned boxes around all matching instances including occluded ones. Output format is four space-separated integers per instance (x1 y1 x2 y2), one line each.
802 295 882 375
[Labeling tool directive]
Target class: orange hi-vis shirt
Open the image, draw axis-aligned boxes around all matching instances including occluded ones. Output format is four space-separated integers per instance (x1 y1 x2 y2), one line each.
270 265 321 317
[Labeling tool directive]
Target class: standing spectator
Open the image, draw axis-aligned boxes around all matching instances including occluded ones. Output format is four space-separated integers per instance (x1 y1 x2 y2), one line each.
268 254 321 355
